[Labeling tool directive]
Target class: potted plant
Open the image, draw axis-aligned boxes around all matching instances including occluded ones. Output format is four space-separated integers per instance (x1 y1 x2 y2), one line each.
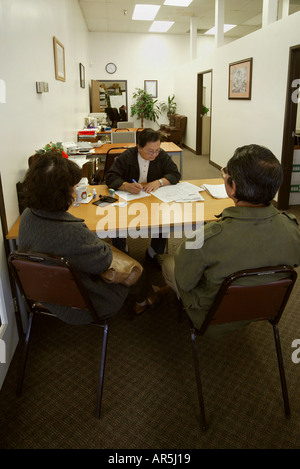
159 94 177 124
202 105 209 116
37 141 68 158
130 88 161 128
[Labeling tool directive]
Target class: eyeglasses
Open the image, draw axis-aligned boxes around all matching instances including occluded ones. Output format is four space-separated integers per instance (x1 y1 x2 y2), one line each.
221 167 228 178
143 148 160 156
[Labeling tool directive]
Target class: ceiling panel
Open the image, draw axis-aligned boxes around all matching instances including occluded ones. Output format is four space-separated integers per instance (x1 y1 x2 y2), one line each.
78 0 299 38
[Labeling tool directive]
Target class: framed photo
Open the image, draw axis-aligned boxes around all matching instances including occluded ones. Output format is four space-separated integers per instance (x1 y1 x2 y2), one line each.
228 58 252 100
79 63 85 88
144 80 158 98
53 36 66 82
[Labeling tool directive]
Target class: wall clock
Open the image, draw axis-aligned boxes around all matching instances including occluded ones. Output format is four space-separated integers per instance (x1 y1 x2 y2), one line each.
105 63 117 74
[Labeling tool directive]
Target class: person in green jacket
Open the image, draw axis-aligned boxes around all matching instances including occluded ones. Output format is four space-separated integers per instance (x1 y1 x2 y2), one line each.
162 144 300 336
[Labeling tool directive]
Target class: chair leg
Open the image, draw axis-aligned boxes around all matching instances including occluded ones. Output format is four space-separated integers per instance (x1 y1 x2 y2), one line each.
17 311 35 396
96 323 109 418
272 324 291 418
190 330 207 430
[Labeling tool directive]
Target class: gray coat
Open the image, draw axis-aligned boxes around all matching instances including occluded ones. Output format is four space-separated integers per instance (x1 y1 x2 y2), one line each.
18 208 129 324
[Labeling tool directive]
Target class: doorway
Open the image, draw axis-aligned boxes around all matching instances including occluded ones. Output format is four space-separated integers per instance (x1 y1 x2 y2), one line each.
196 70 212 157
277 45 300 210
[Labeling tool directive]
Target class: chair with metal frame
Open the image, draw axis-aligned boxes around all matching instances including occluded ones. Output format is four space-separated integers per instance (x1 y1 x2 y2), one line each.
189 265 297 431
8 251 114 418
98 146 128 183
111 131 136 144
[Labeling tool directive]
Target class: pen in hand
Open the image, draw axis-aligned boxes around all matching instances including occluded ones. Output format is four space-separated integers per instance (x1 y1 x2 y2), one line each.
132 179 144 191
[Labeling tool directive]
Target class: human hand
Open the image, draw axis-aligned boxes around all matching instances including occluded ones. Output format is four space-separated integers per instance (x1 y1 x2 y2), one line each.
143 180 160 193
125 182 144 194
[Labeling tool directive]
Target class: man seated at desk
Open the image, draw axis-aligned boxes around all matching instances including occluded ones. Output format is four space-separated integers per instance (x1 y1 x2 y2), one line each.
105 128 181 268
162 144 300 336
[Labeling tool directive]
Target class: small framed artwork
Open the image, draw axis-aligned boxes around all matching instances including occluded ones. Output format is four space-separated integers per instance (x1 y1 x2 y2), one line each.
228 58 253 100
53 36 66 82
144 80 158 98
79 63 85 88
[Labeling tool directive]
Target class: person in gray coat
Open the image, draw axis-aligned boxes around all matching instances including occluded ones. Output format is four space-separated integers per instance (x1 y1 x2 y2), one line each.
18 152 168 322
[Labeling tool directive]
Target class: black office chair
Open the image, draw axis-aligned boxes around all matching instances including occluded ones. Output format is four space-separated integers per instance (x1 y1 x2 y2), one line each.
8 251 113 418
189 265 297 431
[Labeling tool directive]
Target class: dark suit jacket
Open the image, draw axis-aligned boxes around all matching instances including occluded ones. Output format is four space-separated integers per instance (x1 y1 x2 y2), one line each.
105 146 181 190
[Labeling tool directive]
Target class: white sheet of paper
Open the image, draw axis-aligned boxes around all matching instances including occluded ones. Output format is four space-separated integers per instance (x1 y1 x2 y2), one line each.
152 182 204 203
68 156 87 169
201 184 228 199
115 190 151 202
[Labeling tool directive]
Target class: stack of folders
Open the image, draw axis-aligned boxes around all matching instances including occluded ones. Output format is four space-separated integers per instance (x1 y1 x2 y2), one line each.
201 184 228 198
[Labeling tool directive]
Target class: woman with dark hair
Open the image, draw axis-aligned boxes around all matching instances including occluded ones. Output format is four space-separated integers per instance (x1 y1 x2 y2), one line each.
18 152 168 322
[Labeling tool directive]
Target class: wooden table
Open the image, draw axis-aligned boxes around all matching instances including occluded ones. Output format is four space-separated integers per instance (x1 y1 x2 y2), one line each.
91 141 184 174
6 179 233 247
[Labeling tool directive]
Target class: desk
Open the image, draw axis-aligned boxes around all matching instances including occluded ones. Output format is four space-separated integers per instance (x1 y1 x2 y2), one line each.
91 141 183 174
6 179 233 245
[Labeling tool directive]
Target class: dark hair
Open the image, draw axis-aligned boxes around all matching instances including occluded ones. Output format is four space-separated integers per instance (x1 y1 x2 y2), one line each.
226 144 283 205
137 128 160 147
22 152 82 211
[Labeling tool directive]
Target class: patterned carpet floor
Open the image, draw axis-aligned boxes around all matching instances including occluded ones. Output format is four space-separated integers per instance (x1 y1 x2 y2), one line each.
1 224 300 449
1 150 300 450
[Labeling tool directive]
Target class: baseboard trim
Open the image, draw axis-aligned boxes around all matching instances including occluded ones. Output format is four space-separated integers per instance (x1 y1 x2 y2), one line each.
182 144 222 171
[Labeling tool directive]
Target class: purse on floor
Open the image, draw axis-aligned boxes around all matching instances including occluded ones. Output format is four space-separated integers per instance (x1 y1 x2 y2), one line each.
100 246 143 287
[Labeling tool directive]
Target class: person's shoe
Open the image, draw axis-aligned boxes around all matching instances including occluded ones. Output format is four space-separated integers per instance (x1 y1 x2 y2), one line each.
134 285 170 315
145 249 163 270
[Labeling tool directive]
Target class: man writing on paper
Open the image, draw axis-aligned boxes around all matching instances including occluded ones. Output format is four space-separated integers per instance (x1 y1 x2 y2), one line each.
106 128 180 268
162 144 300 336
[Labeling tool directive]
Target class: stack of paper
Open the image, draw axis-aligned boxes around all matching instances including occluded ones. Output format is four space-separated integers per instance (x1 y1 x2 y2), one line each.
152 182 204 203
115 190 151 202
201 184 228 199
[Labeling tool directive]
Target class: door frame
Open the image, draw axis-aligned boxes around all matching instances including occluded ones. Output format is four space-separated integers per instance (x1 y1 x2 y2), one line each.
196 70 213 156
277 45 300 210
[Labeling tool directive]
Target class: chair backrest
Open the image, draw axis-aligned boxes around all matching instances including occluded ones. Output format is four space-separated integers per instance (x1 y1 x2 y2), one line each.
111 131 136 144
117 121 134 129
105 107 120 126
119 107 127 121
198 265 297 335
8 251 99 322
103 147 128 181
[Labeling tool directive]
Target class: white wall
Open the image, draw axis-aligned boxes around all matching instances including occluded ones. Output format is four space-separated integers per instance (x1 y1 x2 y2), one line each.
87 32 190 128
174 11 300 168
0 0 90 387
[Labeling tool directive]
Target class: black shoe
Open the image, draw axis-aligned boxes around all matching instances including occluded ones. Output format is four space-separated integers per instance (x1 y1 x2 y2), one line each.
145 249 163 269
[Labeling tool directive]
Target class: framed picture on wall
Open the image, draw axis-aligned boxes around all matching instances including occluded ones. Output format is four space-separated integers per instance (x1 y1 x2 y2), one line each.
53 36 66 82
79 63 85 88
144 80 158 98
228 58 252 99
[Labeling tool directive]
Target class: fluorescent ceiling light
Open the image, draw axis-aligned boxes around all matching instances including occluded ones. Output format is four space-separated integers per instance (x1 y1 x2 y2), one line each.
164 0 193 6
205 24 236 35
132 4 160 21
149 21 174 32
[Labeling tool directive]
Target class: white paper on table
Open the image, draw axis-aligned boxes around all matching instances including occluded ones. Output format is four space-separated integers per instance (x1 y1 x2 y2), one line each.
201 184 228 199
68 156 87 169
115 190 151 202
151 182 204 203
